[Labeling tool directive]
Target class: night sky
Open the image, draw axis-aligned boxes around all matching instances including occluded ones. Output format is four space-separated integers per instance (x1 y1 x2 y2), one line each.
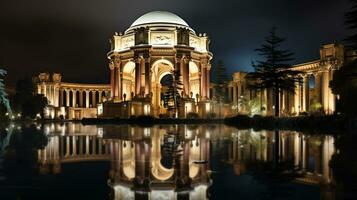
0 0 351 86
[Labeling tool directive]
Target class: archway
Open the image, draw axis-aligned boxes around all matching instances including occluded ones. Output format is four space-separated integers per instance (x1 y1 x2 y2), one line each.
189 61 200 100
122 61 136 100
151 59 175 116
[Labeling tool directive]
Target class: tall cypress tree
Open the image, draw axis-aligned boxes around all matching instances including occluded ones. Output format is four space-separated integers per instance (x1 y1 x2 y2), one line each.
250 27 301 117
345 0 357 50
214 60 229 103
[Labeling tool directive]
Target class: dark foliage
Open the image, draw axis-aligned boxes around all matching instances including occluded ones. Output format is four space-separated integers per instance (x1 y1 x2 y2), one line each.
163 68 183 118
213 60 229 103
13 77 48 118
345 0 357 49
249 27 302 116
330 133 357 199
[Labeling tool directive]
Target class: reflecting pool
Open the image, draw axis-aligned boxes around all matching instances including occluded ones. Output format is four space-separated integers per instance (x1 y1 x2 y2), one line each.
0 123 354 200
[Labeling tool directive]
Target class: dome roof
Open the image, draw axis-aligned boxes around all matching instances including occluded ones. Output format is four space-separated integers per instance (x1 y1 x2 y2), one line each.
126 11 193 33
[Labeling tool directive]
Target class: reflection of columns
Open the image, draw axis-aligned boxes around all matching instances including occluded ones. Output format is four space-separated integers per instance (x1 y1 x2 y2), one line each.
322 136 335 183
294 133 300 166
65 136 70 157
65 90 70 107
85 90 89 108
85 136 89 155
72 136 77 156
302 136 306 171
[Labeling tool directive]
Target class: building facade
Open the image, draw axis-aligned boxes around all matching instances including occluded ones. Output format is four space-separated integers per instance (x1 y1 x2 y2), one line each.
104 11 213 118
35 72 110 119
35 11 214 119
227 43 345 116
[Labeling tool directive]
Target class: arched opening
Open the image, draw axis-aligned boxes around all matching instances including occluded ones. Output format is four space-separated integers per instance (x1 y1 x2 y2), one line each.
122 61 136 101
89 91 93 107
151 59 175 116
83 92 87 108
69 90 73 107
189 61 200 100
75 91 80 107
160 74 173 109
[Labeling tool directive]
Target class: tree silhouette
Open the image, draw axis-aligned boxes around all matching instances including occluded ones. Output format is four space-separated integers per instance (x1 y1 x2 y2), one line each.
250 27 301 117
345 0 357 50
163 68 183 118
213 60 229 103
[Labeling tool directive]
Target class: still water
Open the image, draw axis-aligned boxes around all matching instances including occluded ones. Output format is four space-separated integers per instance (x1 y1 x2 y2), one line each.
0 123 351 200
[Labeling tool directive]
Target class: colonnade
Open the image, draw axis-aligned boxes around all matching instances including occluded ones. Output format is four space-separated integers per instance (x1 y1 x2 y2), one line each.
110 55 211 103
227 63 336 115
228 130 335 184
59 89 109 108
38 135 110 164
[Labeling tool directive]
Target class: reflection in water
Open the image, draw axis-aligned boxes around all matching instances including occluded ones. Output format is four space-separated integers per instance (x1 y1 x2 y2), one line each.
0 123 347 200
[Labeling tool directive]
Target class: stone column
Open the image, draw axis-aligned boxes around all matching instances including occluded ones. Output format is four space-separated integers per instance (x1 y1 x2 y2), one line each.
322 70 330 114
206 65 211 99
200 64 207 99
294 82 300 114
183 58 190 97
85 90 89 108
65 89 70 107
315 72 322 104
144 58 151 95
135 58 141 96
98 91 102 103
110 63 115 99
73 90 77 108
302 76 308 112
79 90 83 107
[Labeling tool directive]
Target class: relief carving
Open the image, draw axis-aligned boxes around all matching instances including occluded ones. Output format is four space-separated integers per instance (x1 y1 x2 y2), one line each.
122 36 134 49
151 33 173 45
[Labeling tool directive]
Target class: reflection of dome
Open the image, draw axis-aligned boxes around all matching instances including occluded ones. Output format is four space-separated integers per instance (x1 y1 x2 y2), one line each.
126 11 194 33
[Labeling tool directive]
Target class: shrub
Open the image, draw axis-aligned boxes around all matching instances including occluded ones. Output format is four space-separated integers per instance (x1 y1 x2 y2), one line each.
207 112 217 119
186 112 199 119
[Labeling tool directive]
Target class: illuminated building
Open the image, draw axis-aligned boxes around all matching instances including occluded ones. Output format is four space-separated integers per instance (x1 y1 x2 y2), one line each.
36 11 213 119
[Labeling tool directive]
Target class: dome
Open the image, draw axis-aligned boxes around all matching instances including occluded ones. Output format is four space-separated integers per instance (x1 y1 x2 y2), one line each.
126 11 194 33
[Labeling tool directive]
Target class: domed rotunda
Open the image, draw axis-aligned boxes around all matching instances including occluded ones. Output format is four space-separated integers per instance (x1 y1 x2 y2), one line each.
105 11 213 118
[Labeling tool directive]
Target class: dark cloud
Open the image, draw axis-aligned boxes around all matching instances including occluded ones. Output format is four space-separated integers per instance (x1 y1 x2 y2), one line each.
0 0 351 85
